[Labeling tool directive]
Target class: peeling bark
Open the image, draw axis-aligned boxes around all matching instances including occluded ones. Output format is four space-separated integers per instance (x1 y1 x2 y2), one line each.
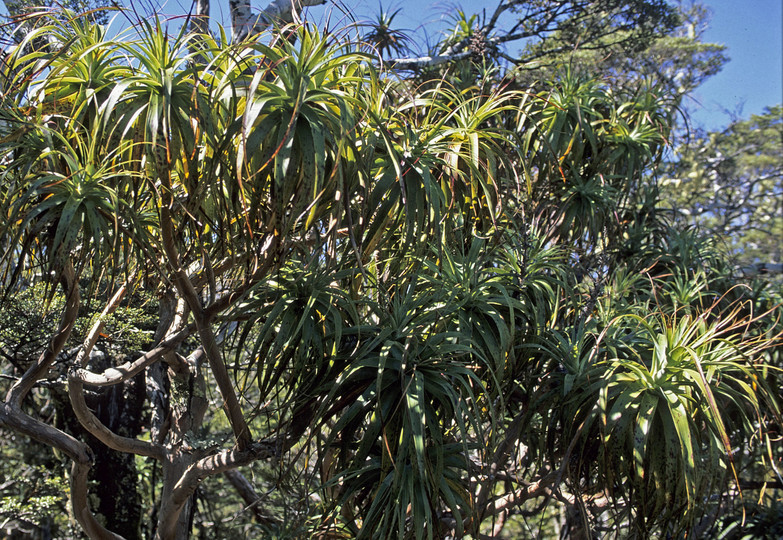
230 0 327 42
188 0 210 35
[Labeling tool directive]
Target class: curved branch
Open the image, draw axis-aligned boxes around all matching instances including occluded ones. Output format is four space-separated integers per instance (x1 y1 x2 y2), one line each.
0 402 89 463
67 371 166 460
71 461 126 540
0 260 124 539
70 324 196 387
0 402 123 539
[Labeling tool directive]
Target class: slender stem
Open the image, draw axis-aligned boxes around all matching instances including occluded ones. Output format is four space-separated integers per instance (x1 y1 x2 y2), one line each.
75 283 128 368
6 261 79 406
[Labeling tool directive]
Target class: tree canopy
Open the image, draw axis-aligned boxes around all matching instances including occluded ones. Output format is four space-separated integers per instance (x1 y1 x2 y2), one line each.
0 2 780 539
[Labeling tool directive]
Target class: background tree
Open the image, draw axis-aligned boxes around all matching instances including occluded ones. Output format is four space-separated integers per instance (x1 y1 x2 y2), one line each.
386 0 725 100
507 0 726 98
661 105 783 276
1 0 110 45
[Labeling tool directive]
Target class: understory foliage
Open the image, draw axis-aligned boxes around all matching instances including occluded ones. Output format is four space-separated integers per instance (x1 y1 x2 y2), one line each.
0 7 780 540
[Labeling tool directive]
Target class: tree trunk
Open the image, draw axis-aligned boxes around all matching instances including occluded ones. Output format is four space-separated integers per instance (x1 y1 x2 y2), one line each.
157 449 196 540
189 0 210 35
229 0 255 42
52 351 146 539
152 359 208 540
149 293 209 540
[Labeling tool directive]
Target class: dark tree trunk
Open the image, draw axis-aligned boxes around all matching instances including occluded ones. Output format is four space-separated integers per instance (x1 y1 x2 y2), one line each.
87 366 146 540
55 354 146 539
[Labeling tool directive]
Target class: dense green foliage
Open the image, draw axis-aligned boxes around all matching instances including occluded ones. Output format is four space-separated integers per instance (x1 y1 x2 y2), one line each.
0 2 780 539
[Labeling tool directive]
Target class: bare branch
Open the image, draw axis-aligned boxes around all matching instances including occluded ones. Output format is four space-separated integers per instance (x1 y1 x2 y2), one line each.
387 31 527 70
231 0 327 42
0 402 88 463
70 324 195 387
390 50 473 70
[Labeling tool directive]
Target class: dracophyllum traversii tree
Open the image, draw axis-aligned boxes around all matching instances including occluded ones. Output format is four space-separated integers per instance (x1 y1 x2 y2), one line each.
0 8 780 539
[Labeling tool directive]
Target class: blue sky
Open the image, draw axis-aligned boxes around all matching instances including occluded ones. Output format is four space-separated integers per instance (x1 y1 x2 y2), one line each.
689 0 782 129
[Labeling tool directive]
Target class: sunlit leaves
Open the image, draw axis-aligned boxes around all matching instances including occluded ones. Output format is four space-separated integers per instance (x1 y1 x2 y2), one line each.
0 10 779 540
518 70 672 248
